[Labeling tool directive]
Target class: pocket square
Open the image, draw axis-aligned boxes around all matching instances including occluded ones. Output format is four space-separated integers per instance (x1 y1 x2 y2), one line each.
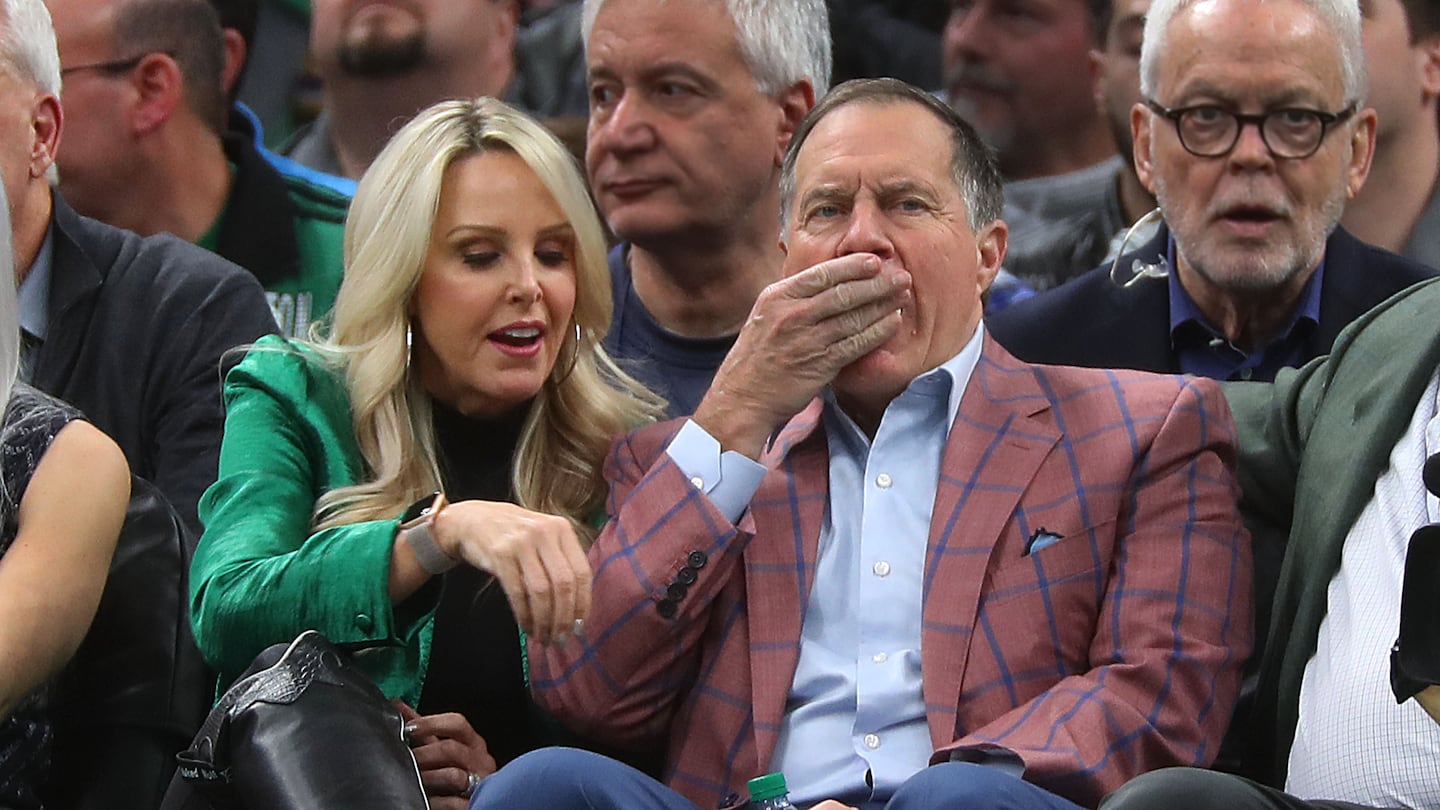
1024 528 1065 556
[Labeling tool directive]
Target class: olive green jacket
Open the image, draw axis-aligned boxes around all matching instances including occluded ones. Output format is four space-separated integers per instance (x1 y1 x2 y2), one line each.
1226 276 1440 783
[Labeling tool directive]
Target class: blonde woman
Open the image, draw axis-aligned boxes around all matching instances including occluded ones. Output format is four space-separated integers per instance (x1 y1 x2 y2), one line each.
190 97 660 808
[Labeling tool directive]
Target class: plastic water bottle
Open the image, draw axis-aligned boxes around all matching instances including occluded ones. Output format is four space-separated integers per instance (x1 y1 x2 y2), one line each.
747 772 797 809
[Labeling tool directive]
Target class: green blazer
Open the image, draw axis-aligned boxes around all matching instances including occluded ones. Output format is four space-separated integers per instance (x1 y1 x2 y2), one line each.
191 336 436 703
1226 276 1440 784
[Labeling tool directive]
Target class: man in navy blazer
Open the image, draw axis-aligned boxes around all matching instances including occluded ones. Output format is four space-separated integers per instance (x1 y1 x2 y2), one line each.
989 223 1434 380
987 0 1435 385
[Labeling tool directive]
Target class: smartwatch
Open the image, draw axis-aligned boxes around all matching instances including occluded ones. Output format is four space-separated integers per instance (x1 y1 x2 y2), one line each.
399 492 457 575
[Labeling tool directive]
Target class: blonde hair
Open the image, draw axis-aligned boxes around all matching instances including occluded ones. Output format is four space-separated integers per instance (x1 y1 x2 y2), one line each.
310 97 662 537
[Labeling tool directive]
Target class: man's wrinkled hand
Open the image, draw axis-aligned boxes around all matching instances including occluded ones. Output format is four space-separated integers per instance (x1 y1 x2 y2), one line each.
694 252 910 458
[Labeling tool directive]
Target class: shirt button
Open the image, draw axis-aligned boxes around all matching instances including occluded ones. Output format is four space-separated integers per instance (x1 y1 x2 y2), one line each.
864 733 881 749
875 473 893 489
690 476 705 490
355 613 373 633
872 652 888 664
873 560 891 577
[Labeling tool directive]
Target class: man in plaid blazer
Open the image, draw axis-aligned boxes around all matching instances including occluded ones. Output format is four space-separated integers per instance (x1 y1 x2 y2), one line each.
469 79 1250 810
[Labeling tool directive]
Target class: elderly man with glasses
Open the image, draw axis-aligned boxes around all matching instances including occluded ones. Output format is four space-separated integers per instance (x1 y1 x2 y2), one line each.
987 0 1435 385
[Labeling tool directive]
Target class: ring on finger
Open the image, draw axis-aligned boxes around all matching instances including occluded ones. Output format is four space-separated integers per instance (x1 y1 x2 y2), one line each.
462 770 483 798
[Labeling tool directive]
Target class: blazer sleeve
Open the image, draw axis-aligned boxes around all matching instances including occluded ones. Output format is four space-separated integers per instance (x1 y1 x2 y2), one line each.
938 376 1253 805
528 422 754 749
189 343 433 700
143 263 277 538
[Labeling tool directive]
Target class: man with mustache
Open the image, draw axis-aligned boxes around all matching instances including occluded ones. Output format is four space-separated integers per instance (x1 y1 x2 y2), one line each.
943 0 1123 292
286 0 581 181
988 0 1434 384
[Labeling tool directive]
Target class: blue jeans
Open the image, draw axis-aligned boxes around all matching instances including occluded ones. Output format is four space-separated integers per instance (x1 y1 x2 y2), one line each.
469 747 1087 810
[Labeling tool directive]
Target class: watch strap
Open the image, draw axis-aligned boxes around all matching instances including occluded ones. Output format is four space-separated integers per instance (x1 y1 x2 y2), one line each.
403 521 460 575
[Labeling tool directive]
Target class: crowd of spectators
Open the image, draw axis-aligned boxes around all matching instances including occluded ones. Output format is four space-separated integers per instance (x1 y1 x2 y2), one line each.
0 0 1436 808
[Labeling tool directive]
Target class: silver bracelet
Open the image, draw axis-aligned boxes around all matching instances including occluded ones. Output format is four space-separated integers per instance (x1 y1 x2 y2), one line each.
402 521 459 575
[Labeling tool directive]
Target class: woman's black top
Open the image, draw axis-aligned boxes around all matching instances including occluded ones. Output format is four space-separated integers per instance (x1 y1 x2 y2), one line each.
416 399 543 767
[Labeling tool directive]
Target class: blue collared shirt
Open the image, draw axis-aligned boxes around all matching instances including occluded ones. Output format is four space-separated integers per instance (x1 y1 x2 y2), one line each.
16 223 56 380
1166 237 1323 381
667 326 987 808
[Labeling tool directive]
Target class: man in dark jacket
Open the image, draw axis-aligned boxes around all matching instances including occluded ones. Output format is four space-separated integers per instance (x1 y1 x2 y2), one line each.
1 0 276 537
47 0 349 339
988 0 1435 384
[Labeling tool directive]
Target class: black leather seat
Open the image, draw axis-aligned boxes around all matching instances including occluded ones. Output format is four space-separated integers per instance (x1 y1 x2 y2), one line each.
43 475 213 810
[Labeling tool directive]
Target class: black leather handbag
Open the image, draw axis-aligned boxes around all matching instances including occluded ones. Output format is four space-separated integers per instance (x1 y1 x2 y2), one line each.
167 630 430 810
1392 522 1440 703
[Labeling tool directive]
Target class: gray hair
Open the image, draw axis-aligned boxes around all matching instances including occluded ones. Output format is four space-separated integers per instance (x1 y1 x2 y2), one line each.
582 0 831 96
1139 0 1366 104
778 78 1004 235
0 0 61 96
0 170 16 414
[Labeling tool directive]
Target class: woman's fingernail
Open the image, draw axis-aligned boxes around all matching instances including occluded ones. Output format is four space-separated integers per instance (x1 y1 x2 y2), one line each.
554 633 569 646
572 618 585 637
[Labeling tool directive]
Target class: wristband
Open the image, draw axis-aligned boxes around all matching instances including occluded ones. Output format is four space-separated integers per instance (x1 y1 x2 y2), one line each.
399 493 457 575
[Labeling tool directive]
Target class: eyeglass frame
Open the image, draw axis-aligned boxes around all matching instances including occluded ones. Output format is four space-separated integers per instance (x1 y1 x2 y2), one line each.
60 51 173 78
1143 99 1358 160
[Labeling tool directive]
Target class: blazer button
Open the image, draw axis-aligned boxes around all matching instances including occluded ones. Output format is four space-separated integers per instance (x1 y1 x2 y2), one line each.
666 582 689 602
676 566 698 585
687 550 708 569
656 599 678 619
355 613 373 633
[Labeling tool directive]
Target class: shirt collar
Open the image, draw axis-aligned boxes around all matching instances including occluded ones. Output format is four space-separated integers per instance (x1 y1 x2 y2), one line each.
17 221 56 342
1166 234 1325 348
822 322 986 441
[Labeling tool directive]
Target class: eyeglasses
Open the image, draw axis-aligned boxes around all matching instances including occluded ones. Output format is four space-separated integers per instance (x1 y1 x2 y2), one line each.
60 51 167 78
1144 100 1358 159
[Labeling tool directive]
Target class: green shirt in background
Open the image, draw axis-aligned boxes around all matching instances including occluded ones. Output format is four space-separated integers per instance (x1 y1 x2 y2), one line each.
204 111 348 339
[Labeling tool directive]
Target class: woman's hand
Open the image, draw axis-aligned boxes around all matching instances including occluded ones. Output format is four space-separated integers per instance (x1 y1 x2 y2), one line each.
397 701 496 808
431 500 592 645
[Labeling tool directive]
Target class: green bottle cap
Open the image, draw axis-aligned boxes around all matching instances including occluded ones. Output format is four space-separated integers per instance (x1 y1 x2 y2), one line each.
747 772 788 801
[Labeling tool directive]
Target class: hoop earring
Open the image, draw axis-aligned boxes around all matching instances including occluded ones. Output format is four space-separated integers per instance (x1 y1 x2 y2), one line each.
554 322 583 383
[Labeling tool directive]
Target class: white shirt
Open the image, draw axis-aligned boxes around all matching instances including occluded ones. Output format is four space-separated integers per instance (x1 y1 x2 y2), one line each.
1286 367 1440 806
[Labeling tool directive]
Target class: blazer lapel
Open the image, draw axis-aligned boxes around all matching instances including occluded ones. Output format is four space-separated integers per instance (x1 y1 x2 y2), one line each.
744 400 828 769
1108 224 1179 374
920 336 1060 747
31 199 105 394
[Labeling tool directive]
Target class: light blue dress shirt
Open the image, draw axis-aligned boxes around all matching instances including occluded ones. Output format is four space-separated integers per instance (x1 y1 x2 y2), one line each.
666 327 985 809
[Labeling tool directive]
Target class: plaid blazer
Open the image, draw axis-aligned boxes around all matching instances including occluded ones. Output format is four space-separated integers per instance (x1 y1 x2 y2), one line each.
533 335 1251 809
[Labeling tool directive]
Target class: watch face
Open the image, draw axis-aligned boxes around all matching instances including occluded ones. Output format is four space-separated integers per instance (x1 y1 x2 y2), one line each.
400 492 442 526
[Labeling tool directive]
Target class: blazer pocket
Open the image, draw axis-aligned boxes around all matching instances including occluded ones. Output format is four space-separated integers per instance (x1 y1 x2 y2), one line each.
983 519 1116 603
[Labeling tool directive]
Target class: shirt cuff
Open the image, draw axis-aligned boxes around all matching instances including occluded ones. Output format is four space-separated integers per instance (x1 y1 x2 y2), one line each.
665 419 767 523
